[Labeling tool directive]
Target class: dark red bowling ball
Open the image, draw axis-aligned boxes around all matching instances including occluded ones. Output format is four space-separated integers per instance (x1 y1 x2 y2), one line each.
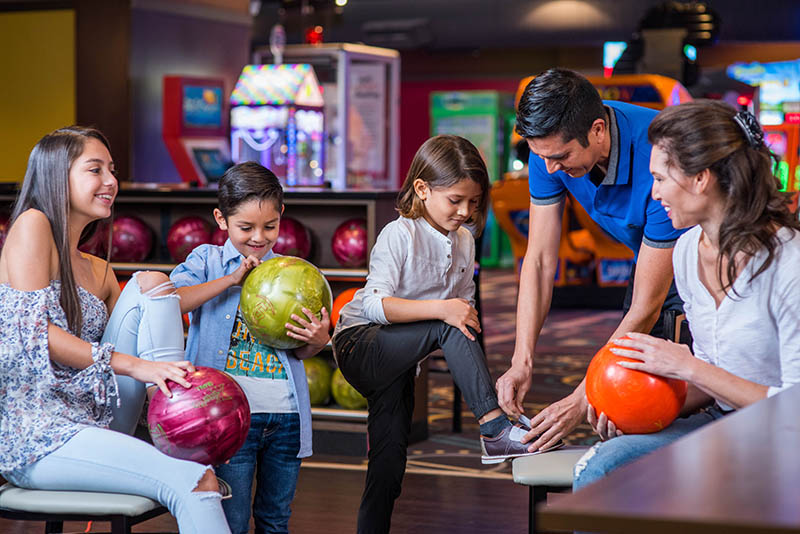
273 217 312 259
147 366 251 466
110 216 153 263
211 227 228 246
166 216 213 263
79 220 110 257
331 218 367 267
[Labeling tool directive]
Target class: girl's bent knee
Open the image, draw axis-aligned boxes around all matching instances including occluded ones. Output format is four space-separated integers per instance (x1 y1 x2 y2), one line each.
192 468 218 493
135 271 176 297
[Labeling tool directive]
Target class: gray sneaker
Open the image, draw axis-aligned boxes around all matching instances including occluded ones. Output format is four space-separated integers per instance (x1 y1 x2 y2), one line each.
218 478 233 500
480 420 565 465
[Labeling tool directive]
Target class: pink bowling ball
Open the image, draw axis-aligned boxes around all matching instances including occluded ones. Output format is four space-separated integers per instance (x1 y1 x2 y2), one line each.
147 366 251 466
331 218 367 267
211 227 228 246
79 220 110 257
110 216 153 263
273 217 312 259
166 216 212 263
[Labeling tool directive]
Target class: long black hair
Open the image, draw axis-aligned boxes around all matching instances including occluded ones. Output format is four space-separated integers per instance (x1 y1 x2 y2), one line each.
11 126 113 334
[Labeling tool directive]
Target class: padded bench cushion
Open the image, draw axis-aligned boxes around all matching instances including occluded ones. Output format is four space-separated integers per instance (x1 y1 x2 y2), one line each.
0 483 161 516
512 446 590 487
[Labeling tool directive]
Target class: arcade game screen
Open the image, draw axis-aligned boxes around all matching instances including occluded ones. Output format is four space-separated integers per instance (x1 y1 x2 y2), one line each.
765 130 790 191
192 148 232 182
183 85 224 130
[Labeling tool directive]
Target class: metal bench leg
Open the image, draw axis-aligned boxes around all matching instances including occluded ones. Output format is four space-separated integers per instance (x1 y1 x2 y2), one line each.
45 521 63 533
530 486 548 534
111 515 132 534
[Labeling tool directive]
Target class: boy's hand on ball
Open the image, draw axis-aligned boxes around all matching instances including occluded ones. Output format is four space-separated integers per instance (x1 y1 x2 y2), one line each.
229 255 262 286
286 307 331 348
440 298 481 341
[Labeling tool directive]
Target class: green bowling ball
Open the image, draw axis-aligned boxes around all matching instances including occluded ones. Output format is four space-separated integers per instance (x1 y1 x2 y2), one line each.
303 356 333 406
331 368 367 410
240 256 332 350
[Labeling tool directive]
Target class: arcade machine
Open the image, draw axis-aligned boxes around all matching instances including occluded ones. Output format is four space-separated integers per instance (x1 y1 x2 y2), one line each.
430 91 515 268
163 76 233 185
492 74 691 288
230 63 325 187
728 59 800 193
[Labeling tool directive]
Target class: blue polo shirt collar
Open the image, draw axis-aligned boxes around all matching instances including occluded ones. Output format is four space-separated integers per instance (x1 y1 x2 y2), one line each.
601 105 631 186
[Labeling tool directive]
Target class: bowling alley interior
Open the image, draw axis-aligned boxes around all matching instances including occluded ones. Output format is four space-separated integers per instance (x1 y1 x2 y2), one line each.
2 0 800 533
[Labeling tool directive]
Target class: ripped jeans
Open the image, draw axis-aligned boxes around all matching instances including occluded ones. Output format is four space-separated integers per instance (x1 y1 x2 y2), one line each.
3 272 232 534
104 271 187 435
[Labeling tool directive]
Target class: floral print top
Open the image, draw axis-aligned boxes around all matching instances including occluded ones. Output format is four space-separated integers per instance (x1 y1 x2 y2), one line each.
0 281 118 473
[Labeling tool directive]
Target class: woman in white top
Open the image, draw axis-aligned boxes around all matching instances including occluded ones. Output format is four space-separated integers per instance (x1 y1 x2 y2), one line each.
574 100 800 490
333 135 555 534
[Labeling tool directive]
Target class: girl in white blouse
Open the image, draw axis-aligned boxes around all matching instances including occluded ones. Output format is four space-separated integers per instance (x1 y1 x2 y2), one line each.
574 100 800 490
333 135 546 534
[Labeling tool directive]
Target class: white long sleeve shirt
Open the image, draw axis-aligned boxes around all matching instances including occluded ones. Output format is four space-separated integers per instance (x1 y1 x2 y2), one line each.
674 225 800 409
334 216 476 336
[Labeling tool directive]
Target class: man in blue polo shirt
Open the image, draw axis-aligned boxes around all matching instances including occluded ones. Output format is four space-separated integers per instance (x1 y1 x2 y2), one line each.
495 68 686 452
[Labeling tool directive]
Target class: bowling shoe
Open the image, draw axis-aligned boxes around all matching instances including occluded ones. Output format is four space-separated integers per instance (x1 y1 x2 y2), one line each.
480 417 564 464
218 477 233 500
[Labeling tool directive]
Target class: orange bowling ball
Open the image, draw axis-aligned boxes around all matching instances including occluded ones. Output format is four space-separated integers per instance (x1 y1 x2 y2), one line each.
331 287 360 329
585 338 688 434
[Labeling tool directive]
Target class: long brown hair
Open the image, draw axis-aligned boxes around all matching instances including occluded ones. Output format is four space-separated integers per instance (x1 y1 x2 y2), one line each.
396 135 490 234
11 126 114 334
648 100 800 294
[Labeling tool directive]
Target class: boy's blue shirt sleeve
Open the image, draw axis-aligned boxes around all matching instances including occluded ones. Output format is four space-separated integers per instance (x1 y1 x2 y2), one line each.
528 152 566 204
170 244 212 287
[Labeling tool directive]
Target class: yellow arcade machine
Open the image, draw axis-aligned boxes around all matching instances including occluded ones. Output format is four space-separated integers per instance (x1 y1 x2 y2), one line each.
491 74 692 287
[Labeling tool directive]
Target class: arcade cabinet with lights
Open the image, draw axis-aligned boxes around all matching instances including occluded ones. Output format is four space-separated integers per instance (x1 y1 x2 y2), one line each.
162 76 233 185
230 64 325 187
728 59 800 193
430 91 515 268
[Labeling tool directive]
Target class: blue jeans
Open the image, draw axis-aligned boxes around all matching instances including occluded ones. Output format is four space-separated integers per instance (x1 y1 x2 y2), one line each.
573 405 728 491
103 272 185 435
4 272 229 534
215 412 302 534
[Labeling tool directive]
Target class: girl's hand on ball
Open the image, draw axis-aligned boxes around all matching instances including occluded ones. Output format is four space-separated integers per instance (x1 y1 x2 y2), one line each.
131 359 194 397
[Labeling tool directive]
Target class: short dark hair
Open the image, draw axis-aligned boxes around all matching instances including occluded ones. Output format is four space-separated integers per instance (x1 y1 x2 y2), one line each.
515 68 606 147
217 161 283 218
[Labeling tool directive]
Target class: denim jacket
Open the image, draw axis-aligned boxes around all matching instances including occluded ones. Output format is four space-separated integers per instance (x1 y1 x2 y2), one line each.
170 241 312 458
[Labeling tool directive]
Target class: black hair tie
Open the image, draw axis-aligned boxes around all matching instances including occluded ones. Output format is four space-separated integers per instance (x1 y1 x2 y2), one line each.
732 110 764 148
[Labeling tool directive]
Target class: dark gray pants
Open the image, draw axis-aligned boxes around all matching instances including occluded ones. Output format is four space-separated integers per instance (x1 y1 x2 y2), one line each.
333 320 499 534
